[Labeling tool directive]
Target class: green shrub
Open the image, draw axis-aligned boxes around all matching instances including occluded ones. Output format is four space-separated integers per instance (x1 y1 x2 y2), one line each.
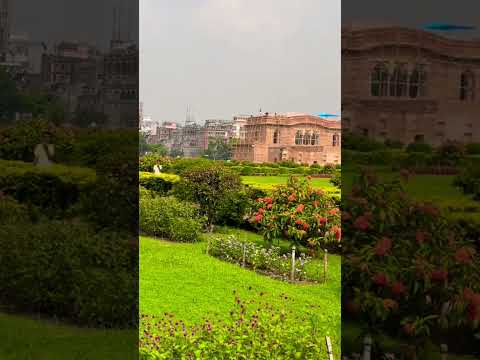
174 164 242 229
0 160 96 217
0 195 38 224
139 154 172 172
0 221 137 328
406 142 433 153
139 195 204 242
139 172 180 195
466 143 480 155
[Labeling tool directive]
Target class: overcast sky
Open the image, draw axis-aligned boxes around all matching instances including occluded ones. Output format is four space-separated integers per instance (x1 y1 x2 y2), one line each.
140 0 341 124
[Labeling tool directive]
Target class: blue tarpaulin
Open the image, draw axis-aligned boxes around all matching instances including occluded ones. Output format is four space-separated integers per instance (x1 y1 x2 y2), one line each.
423 23 476 31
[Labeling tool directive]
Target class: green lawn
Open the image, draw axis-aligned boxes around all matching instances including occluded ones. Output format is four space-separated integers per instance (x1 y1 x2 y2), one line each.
241 175 338 192
343 169 479 220
140 236 341 353
0 313 136 360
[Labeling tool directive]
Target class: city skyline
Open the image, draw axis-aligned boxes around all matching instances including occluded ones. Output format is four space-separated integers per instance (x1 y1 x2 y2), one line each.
140 0 341 124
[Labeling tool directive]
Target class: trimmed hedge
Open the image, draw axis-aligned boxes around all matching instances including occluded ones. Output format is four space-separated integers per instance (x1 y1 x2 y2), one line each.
139 194 204 242
0 160 96 216
0 220 137 328
139 171 180 195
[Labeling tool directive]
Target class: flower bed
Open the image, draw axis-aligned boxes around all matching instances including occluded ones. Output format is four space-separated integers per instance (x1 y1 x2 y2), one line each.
140 293 325 359
209 235 315 282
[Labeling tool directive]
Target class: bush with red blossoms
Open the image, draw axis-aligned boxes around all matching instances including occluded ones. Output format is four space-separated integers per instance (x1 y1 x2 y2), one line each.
249 176 341 254
342 170 480 353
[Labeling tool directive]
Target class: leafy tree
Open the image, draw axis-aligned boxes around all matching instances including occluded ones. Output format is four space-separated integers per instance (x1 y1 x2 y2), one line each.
174 164 242 231
203 138 233 160
149 144 168 156
170 147 184 158
0 67 19 123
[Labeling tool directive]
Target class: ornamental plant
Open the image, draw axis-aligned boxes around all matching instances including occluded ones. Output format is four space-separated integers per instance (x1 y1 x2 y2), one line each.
139 293 325 359
342 170 480 354
249 176 341 254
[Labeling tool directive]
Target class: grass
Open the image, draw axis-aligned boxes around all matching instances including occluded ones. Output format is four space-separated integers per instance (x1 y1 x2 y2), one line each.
343 168 479 220
140 235 341 354
241 175 338 192
0 313 136 360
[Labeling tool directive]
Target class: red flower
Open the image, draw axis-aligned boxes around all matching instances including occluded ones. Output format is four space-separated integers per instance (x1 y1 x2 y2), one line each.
353 216 370 231
264 197 273 204
288 194 296 202
391 281 406 297
267 204 273 210
317 216 327 225
254 213 263 223
296 204 305 213
415 231 428 245
373 272 388 287
463 288 475 302
295 219 303 226
316 189 324 196
331 225 341 241
313 200 320 208
374 237 392 256
302 223 310 231
455 247 475 264
430 268 448 282
258 208 265 214
329 208 339 216
403 322 415 336
256 198 263 203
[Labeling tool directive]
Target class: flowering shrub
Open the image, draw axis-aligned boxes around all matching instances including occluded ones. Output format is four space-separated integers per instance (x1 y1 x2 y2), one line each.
249 176 341 254
209 235 313 281
343 170 480 351
139 293 324 359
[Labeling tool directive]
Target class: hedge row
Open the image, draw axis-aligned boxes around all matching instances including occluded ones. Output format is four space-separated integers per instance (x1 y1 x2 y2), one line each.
0 198 137 328
139 172 180 195
0 160 96 216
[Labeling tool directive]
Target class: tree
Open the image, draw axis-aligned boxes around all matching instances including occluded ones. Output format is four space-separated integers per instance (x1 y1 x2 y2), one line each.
203 137 233 160
0 67 19 124
72 109 107 128
148 144 168 156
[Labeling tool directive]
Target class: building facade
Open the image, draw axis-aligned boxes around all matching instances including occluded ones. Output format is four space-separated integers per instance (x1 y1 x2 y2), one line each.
342 26 480 145
233 113 341 165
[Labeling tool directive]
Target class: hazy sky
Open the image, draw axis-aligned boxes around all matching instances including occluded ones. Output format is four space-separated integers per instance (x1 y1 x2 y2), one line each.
140 0 341 124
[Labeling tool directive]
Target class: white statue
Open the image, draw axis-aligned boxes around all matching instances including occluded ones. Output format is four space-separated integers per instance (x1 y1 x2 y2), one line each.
34 143 55 166
153 161 163 174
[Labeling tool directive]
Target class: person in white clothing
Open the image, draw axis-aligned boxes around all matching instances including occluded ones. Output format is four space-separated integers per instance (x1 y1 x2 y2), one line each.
153 160 163 174
33 139 55 166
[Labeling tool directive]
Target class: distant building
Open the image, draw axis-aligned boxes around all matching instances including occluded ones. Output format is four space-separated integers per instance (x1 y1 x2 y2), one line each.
342 26 480 145
201 119 235 149
233 113 341 165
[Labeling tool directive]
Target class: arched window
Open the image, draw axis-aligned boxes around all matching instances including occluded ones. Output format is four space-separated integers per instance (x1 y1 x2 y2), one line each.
371 63 389 96
409 64 427 98
389 64 408 97
310 132 317 145
460 70 475 101
273 129 279 144
295 131 303 145
332 134 339 146
303 132 311 145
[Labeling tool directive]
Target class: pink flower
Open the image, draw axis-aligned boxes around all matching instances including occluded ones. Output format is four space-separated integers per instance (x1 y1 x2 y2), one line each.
430 268 448 282
391 281 406 297
373 272 388 287
329 208 339 216
254 213 263 223
455 247 475 264
353 216 370 231
288 194 296 202
296 204 305 213
267 204 273 210
374 237 392 256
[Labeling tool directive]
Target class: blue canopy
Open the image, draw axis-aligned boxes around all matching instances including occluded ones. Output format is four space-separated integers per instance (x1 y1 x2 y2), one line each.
423 23 476 31
318 113 340 118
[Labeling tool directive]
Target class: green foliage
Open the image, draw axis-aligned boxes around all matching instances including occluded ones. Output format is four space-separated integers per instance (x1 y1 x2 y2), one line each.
139 153 172 172
0 160 96 217
406 142 433 153
342 130 386 151
330 171 341 188
454 165 480 200
343 171 480 343
139 195 204 242
139 171 180 195
250 176 341 253
0 221 137 328
466 143 480 155
140 294 324 359
202 137 233 160
174 164 242 228
209 235 313 281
